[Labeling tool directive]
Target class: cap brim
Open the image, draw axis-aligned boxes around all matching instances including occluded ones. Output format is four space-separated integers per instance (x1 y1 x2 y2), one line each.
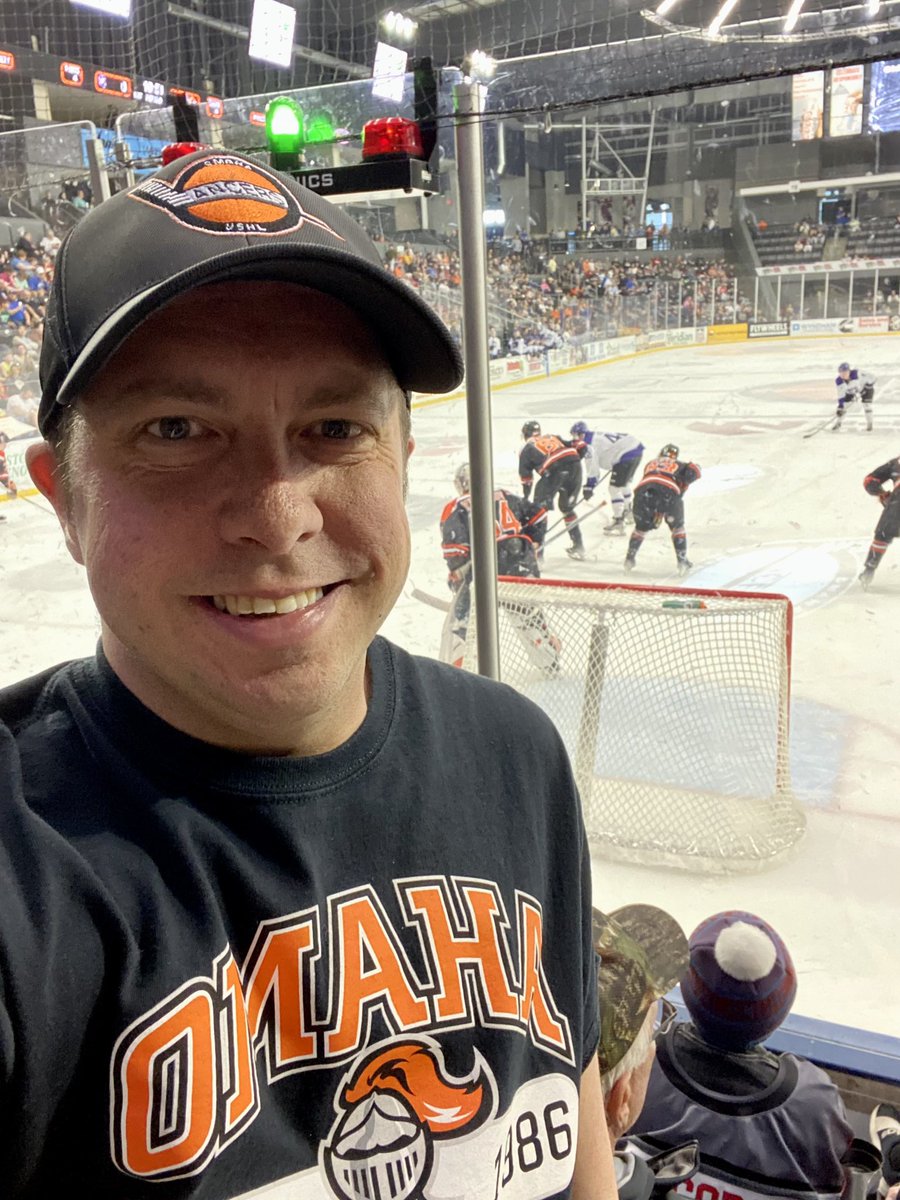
53 242 463 412
610 904 689 998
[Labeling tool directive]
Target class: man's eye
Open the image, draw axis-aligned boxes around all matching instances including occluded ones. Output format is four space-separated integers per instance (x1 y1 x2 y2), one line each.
315 419 364 439
145 417 201 441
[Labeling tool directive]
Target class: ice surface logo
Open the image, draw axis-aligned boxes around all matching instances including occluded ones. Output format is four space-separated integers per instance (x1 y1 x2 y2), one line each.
322 1038 495 1200
130 153 342 239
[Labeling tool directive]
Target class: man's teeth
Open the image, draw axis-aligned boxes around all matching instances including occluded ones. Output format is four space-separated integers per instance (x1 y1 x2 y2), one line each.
211 589 325 616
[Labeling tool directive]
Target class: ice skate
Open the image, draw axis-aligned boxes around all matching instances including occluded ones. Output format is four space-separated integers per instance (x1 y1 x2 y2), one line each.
676 556 693 577
858 566 875 590
623 554 636 572
565 545 586 561
603 517 625 536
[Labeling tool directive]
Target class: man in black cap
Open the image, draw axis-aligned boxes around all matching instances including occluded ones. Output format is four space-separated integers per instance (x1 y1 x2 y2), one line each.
2 151 612 1198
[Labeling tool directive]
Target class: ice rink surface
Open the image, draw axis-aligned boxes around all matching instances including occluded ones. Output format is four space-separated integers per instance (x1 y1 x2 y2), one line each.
2 334 898 1036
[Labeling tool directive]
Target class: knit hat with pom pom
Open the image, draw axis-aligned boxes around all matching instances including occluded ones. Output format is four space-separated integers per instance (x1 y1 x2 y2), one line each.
682 911 797 1051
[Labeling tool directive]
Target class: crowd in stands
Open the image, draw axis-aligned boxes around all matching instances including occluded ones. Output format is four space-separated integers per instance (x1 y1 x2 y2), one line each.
381 239 752 350
0 231 59 429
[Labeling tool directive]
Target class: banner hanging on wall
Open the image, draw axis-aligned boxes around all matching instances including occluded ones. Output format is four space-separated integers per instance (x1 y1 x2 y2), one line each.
829 64 864 137
792 71 825 140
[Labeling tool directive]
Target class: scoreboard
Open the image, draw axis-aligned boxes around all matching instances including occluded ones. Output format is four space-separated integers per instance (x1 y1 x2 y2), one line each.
0 41 223 118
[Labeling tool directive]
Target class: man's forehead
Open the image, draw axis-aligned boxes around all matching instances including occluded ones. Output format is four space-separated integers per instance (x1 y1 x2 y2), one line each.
97 280 396 377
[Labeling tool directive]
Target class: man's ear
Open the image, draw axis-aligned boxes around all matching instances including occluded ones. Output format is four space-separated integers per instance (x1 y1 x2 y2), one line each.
25 440 84 565
605 1070 634 1141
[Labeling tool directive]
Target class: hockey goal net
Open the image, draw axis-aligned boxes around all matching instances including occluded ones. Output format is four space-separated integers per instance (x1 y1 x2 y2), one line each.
462 578 804 874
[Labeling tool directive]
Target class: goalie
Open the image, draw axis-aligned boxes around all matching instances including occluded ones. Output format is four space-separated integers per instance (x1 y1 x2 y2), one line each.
439 463 561 671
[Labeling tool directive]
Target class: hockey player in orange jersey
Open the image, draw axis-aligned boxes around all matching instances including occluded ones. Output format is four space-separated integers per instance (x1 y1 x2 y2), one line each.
624 445 701 577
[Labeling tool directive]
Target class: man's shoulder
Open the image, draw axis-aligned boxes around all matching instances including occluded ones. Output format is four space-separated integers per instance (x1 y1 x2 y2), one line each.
0 660 78 738
383 639 566 743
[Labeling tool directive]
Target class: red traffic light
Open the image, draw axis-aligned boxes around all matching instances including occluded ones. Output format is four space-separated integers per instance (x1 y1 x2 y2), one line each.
362 117 424 161
161 141 210 166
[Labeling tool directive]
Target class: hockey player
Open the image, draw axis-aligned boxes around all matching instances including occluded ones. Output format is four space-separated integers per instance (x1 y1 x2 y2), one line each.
833 362 875 431
440 463 560 669
624 444 701 576
858 455 900 588
519 420 586 560
570 422 644 536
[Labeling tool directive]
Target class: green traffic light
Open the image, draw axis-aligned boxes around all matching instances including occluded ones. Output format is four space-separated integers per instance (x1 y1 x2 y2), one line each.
265 96 304 160
305 111 335 145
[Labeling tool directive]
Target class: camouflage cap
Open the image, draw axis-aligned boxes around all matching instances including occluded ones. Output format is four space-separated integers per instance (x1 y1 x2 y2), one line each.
593 904 689 1075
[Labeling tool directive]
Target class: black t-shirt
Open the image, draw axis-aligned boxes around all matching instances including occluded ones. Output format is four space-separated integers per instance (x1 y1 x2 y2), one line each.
0 638 597 1198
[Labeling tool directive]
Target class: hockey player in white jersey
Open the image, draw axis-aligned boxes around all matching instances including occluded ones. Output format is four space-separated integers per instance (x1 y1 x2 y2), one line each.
570 422 644 536
833 362 875 431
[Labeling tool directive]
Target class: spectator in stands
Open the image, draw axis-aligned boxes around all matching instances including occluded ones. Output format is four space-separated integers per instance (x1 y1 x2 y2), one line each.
593 904 694 1199
630 910 854 1200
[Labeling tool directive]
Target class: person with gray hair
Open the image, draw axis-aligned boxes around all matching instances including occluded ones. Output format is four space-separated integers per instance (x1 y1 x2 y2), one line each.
592 905 697 1200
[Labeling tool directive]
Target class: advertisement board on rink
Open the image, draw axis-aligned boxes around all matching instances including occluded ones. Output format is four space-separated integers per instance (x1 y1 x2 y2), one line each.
790 316 893 335
748 320 790 338
707 323 748 344
1 428 41 495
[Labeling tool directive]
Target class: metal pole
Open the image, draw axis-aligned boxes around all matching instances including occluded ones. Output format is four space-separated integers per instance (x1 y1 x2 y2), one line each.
776 275 782 318
874 267 880 316
581 116 588 234
799 273 805 319
85 135 111 204
754 275 759 320
453 81 500 680
639 108 655 234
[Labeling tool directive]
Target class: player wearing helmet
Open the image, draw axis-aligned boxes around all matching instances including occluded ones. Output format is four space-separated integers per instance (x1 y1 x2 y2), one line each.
440 464 559 670
624 447 701 576
833 363 875 432
858 455 900 588
519 424 586 559
570 423 644 536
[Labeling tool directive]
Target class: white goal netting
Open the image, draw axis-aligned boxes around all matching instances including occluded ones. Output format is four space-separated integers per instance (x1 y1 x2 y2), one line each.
462 578 805 874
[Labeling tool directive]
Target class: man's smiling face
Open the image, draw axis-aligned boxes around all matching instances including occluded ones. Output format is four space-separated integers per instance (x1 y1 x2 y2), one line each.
35 281 414 755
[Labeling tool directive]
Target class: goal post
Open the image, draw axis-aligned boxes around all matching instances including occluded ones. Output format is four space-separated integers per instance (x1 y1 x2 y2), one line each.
462 577 804 874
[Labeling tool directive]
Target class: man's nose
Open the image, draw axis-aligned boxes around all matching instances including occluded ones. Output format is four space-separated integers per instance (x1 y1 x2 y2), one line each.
217 446 324 554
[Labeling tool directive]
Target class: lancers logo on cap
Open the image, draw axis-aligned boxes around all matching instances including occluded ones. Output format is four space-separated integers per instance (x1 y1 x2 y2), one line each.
130 152 343 240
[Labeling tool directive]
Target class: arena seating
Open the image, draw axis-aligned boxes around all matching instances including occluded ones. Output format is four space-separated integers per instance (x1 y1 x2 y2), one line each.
846 217 900 258
753 222 828 265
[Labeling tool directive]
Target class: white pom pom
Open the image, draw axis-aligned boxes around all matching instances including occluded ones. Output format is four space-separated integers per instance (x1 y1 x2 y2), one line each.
713 921 777 982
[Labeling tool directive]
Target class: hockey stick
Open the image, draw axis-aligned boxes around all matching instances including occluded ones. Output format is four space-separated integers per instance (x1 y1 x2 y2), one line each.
543 499 608 547
804 396 858 439
541 469 612 538
802 418 836 440
408 584 451 613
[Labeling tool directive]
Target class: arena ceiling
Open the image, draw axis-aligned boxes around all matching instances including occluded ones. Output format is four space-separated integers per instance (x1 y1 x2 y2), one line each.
2 0 900 111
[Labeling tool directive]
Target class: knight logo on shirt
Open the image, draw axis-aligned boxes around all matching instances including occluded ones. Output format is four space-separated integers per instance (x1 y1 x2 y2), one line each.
130 153 343 239
322 1038 495 1200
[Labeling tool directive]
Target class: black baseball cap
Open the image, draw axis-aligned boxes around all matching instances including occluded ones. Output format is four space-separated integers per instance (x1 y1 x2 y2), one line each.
38 149 464 436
